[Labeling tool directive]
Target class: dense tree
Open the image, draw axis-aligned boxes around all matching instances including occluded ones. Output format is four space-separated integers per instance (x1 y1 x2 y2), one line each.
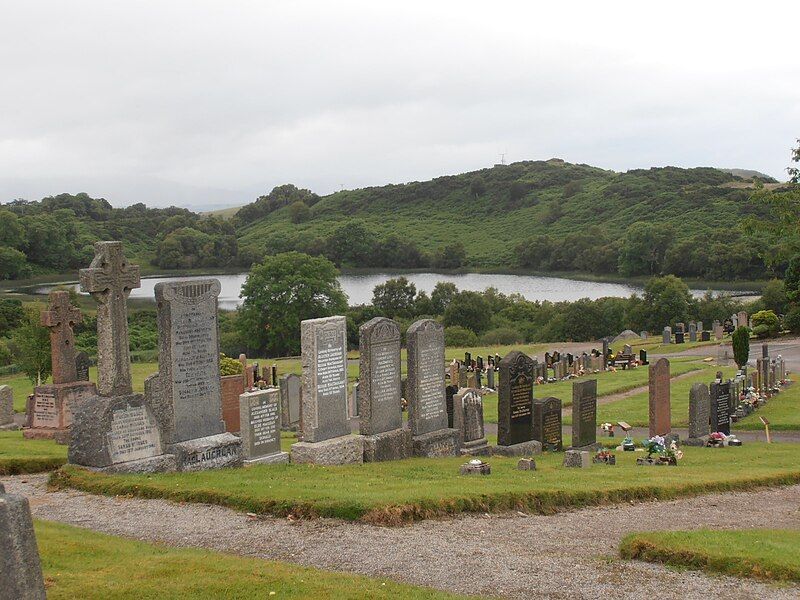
431 242 467 270
444 325 478 347
235 184 320 225
0 298 24 337
732 326 750 368
0 247 29 279
760 279 788 315
751 310 779 338
627 275 693 333
289 201 311 224
238 252 348 356
11 305 51 384
324 221 378 267
469 177 486 198
371 277 417 319
443 291 491 334
430 282 458 314
618 222 674 276
0 210 25 248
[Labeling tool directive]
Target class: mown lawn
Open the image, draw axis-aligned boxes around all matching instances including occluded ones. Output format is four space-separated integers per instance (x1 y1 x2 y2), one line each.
0 430 67 475
736 382 800 431
621 529 800 583
36 521 472 600
580 364 739 428
53 443 800 525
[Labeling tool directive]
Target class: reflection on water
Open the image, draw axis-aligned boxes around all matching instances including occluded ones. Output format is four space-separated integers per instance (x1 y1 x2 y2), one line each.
40 272 737 310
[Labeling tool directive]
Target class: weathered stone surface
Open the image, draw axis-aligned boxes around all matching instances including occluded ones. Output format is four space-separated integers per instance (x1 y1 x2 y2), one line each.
563 450 591 468
279 373 301 429
407 319 448 436
571 380 597 449
362 427 412 462
662 327 671 345
648 358 671 437
80 241 140 397
239 388 287 464
492 439 542 457
533 396 562 451
41 290 82 384
170 432 242 471
68 392 170 470
74 351 91 382
358 317 402 436
517 457 537 470
24 381 97 442
0 483 47 600
411 427 460 457
459 460 491 475
710 381 732 435
497 351 535 447
291 435 364 465
0 384 16 430
221 374 246 433
452 388 489 455
153 279 225 445
688 382 710 441
299 316 349 443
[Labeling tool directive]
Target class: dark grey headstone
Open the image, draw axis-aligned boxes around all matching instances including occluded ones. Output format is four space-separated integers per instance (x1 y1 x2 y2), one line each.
74 351 91 382
533 396 562 451
300 316 349 443
153 279 225 445
688 383 710 440
406 319 447 436
0 483 47 599
497 351 535 446
571 379 597 448
358 317 402 436
710 381 731 435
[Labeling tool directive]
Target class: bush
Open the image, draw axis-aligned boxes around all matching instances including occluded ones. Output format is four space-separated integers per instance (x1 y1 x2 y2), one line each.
0 338 12 366
480 327 524 345
289 201 311 224
220 354 244 376
751 310 780 338
784 306 800 334
444 326 478 347
732 326 750 368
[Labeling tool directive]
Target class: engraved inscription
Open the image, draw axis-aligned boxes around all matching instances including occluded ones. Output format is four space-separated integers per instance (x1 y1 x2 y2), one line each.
417 343 444 422
249 399 280 456
32 391 59 428
108 404 160 463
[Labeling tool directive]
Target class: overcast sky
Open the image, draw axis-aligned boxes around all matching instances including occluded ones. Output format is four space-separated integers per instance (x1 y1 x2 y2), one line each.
1 1 798 209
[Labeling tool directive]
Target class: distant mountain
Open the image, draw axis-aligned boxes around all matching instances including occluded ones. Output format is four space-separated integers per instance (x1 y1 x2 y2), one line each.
720 168 778 183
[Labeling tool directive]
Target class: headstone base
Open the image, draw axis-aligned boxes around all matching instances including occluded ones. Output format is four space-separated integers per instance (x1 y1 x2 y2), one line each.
459 438 491 456
563 450 591 468
23 428 70 444
517 457 537 471
684 436 708 447
243 451 290 466
169 433 243 472
459 460 491 475
92 453 178 474
291 435 365 465
568 442 602 452
0 422 20 431
362 428 411 462
411 428 460 458
492 440 543 457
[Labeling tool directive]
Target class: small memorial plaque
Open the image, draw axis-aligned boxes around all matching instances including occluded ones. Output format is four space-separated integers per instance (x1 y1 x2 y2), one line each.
108 404 161 463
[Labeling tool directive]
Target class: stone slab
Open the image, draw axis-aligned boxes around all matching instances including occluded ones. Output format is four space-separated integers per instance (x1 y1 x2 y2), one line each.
571 380 597 449
362 427 412 462
168 432 242 472
460 438 491 456
648 358 671 437
239 387 282 463
94 453 178 474
497 351 535 446
563 450 591 468
290 435 365 465
0 483 47 600
244 452 289 466
411 427 460 458
407 319 448 436
358 317 402 436
491 439 542 457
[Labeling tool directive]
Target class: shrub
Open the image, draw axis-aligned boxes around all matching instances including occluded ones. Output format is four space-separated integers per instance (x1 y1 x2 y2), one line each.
751 310 780 338
289 201 311 224
444 326 478 347
731 326 750 368
784 306 800 334
220 353 244 376
480 327 524 345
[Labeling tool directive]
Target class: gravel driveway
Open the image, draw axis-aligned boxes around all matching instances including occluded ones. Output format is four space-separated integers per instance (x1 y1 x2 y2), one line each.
4 474 800 599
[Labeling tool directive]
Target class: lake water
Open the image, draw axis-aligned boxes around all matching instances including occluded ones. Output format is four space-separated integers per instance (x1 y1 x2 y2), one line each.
42 272 739 310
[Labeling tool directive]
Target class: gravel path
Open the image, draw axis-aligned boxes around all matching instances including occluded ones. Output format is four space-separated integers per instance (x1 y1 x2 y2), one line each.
5 474 800 599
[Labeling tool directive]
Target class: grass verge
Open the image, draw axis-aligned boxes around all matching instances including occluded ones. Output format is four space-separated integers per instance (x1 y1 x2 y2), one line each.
52 443 800 526
0 431 67 475
36 520 472 599
737 382 800 431
620 529 800 583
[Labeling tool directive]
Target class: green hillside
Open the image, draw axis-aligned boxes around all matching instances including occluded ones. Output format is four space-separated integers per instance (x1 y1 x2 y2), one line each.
235 160 775 278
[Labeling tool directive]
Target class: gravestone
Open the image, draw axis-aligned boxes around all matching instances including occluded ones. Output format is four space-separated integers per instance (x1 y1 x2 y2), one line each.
601 339 609 370
713 323 724 340
571 379 599 450
74 351 90 382
686 382 710 446
639 349 648 365
675 331 685 344
648 358 671 437
737 311 748 330
358 317 411 462
279 373 301 430
640 331 648 339
688 322 697 342
533 396 562 451
458 364 468 388
151 279 241 470
449 360 459 386
406 319 459 457
662 326 671 345
697 321 703 333
0 482 47 600
348 381 360 419
701 330 710 342
445 384 458 427
495 351 541 456
292 316 363 465
69 242 176 473
0 385 17 430
25 291 97 443
239 388 288 464
486 366 495 389
452 388 490 455
710 381 731 435
563 450 591 468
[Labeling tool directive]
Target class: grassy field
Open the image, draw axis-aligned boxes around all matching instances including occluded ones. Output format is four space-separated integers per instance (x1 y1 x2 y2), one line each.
580 364 739 428
621 529 800 583
36 520 471 600
53 443 800 525
0 431 67 475
736 382 799 431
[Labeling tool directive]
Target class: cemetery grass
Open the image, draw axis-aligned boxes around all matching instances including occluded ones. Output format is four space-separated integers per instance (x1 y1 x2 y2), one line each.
620 529 800 583
35 521 473 600
51 443 800 526
736 383 800 431
0 431 67 475
579 364 740 428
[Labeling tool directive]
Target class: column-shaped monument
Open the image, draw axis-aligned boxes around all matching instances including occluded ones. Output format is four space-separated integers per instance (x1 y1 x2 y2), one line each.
358 317 411 461
24 291 97 443
69 242 175 473
291 316 364 464
406 319 459 457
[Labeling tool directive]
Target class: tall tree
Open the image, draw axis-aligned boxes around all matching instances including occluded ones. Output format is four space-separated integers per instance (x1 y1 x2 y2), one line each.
11 305 51 385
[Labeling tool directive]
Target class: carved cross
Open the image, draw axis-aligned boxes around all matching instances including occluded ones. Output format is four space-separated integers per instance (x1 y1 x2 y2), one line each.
79 241 140 396
40 291 82 384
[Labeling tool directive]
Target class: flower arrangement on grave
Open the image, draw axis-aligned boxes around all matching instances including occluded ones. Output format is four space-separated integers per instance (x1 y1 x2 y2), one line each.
636 435 679 466
707 431 726 447
593 449 616 465
600 422 615 437
621 435 636 451
644 435 665 460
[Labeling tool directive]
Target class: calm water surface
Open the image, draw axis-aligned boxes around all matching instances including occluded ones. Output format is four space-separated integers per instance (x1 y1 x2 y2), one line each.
45 272 736 310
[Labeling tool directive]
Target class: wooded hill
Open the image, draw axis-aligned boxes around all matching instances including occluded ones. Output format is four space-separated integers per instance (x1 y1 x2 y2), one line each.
0 160 788 281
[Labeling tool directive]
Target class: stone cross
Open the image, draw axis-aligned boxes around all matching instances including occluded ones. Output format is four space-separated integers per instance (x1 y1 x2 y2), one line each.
40 291 82 384
79 241 140 396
